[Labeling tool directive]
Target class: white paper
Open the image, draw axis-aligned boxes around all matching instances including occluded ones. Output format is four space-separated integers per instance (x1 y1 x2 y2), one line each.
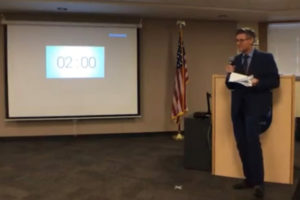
229 72 253 87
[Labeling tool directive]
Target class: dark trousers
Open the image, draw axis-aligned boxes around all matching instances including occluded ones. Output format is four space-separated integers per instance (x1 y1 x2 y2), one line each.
231 94 264 186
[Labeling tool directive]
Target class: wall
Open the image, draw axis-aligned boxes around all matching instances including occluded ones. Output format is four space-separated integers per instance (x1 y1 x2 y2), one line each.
0 15 236 137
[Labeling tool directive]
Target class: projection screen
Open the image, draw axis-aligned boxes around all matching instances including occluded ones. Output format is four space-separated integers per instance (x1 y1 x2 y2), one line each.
5 21 140 120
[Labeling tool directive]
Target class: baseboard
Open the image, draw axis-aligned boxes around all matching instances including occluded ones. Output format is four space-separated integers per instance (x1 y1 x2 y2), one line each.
0 131 178 141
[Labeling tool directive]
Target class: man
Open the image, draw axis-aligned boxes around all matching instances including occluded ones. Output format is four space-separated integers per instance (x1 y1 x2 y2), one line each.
225 28 280 198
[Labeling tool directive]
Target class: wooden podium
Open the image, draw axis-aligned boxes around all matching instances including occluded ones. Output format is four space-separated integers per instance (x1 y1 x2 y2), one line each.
212 75 295 184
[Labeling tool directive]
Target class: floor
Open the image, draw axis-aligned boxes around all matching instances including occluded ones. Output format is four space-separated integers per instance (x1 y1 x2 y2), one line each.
0 133 299 200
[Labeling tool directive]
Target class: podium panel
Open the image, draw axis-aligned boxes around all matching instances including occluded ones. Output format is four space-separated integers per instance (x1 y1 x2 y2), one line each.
212 75 295 184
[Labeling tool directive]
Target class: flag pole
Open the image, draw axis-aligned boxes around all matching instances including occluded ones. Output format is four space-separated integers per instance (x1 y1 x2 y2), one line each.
172 20 186 141
173 117 184 140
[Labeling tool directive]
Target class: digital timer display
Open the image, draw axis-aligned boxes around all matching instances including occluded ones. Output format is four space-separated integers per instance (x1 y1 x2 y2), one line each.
46 46 105 78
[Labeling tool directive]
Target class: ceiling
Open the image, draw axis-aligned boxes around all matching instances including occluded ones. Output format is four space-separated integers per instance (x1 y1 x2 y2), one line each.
0 0 300 22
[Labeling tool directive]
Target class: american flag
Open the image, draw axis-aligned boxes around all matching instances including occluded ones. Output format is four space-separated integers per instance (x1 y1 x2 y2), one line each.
171 30 189 123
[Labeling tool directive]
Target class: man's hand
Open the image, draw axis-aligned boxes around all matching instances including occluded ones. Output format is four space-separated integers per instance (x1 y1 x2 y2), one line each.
225 65 235 73
251 78 259 86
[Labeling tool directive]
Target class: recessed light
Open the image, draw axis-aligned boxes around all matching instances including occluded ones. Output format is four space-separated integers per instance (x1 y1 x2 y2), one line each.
57 7 68 11
218 14 228 18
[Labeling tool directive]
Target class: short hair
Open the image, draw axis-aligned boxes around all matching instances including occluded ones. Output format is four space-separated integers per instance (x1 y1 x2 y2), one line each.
235 27 256 40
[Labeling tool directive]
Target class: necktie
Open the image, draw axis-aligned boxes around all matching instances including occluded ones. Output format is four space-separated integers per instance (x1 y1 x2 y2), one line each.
242 54 249 74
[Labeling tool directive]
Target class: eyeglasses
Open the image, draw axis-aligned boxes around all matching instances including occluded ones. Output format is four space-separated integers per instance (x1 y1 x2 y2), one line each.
236 38 249 43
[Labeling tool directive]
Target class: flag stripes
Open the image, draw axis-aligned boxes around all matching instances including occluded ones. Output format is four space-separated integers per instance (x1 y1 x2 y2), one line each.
171 29 189 123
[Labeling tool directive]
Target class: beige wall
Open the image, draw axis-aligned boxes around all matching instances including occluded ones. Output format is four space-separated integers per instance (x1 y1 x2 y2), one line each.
0 16 236 137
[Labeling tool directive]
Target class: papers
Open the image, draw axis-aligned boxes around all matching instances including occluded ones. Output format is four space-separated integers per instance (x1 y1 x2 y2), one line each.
229 72 254 87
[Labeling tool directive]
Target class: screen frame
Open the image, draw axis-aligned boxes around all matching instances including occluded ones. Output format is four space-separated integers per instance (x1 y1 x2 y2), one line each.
3 23 141 121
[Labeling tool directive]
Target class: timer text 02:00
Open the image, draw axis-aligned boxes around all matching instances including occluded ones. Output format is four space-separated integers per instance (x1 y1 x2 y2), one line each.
56 56 97 69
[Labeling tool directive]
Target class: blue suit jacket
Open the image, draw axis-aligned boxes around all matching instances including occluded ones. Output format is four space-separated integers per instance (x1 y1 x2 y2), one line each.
226 49 280 116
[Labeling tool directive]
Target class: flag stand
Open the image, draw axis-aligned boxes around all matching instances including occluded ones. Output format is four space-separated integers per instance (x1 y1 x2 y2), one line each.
171 20 187 141
173 119 184 141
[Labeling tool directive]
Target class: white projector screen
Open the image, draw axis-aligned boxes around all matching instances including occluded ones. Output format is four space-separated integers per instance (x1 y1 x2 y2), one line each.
268 22 300 77
5 22 140 120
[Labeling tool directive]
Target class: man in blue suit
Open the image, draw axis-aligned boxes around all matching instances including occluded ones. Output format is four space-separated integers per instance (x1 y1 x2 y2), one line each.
225 28 280 198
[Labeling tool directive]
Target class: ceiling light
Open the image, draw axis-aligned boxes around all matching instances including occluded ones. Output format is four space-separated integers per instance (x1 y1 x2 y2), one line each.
218 14 228 19
57 7 68 11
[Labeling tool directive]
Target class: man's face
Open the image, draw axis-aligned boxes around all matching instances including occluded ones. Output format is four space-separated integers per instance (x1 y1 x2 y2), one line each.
236 33 253 53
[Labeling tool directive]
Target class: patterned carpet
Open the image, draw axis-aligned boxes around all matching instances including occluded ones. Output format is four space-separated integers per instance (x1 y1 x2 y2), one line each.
0 133 298 200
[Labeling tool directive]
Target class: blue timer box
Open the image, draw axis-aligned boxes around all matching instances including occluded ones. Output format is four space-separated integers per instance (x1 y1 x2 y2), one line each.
46 46 105 79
